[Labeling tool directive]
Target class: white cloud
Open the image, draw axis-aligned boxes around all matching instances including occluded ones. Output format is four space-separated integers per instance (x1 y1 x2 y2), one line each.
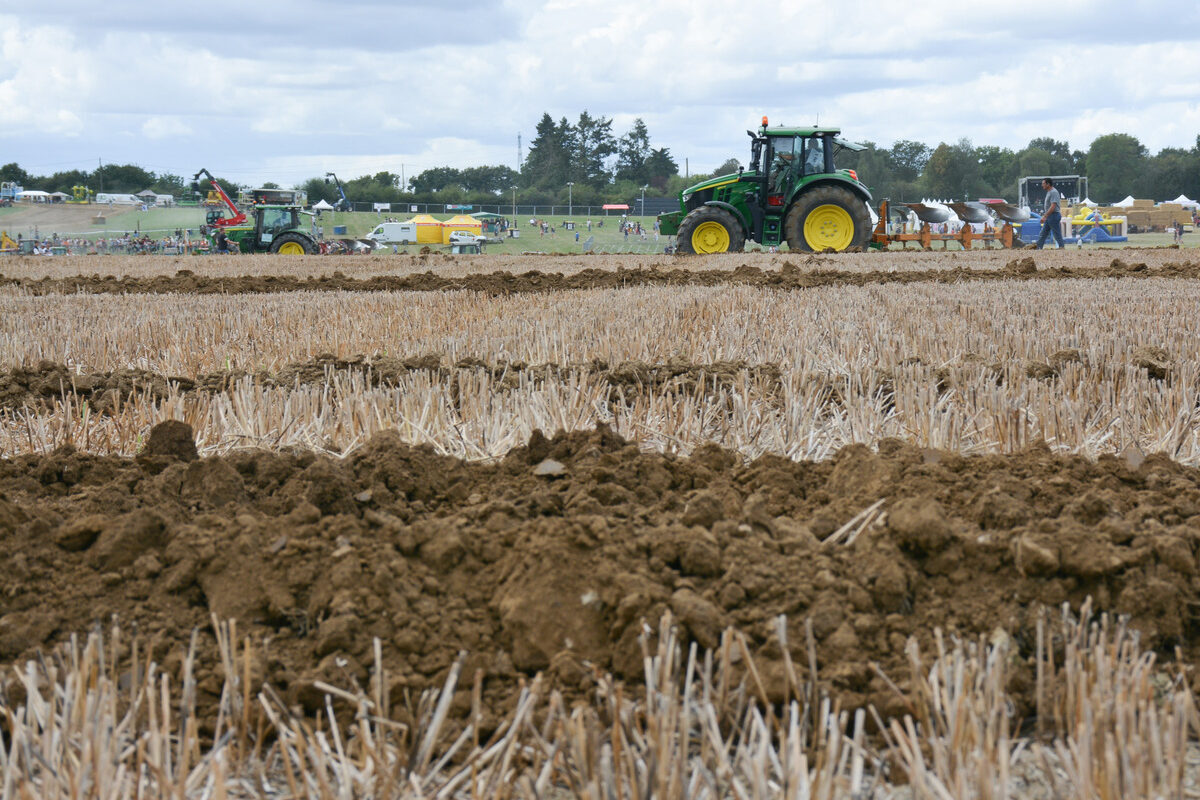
141 116 192 139
1 1 1198 184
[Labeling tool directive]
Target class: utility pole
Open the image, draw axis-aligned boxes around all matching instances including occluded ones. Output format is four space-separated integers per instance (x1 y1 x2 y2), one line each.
517 133 522 172
401 164 405 192
98 157 103 194
685 158 688 179
567 182 574 216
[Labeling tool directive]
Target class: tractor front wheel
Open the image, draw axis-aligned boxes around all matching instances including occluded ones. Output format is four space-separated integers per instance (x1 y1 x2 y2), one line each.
784 186 871 252
676 206 745 254
270 232 317 255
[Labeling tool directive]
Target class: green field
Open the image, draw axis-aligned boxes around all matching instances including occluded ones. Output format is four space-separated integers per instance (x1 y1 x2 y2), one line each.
2 204 1196 254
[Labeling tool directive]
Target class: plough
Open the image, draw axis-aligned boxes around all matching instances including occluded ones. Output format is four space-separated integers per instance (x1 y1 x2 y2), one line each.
870 200 1029 250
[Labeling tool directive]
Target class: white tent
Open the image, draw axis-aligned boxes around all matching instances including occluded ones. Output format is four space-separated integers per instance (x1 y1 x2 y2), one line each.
19 189 50 203
1113 195 1136 207
1170 194 1198 210
312 199 334 211
1079 197 1098 207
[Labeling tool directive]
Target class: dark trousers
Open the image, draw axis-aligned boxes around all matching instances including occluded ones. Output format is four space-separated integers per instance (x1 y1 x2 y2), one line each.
1036 212 1063 248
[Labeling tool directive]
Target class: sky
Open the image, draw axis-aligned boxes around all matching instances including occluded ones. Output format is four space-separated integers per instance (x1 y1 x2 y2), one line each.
2 0 1199 187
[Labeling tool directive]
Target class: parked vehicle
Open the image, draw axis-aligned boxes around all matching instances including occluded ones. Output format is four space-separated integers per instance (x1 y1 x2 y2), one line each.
365 222 418 245
448 231 487 245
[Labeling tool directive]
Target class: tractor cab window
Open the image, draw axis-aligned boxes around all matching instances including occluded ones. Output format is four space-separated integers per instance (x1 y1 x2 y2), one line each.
769 136 800 194
260 208 292 235
801 136 826 176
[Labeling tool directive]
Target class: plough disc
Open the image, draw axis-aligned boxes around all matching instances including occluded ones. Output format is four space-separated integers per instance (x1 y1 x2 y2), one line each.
948 201 993 225
990 202 1030 223
904 203 951 224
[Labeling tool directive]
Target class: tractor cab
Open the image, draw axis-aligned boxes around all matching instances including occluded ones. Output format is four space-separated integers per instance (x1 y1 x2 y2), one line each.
764 134 832 201
249 206 303 248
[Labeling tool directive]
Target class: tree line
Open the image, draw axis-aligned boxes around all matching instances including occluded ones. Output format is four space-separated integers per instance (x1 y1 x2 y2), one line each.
4 125 1197 209
839 134 1200 203
0 162 239 200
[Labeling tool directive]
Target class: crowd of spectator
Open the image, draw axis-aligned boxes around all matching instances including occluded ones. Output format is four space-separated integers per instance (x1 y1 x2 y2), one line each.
9 230 209 255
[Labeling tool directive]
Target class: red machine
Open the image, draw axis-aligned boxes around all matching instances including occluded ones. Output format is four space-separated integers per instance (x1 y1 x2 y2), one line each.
191 168 246 228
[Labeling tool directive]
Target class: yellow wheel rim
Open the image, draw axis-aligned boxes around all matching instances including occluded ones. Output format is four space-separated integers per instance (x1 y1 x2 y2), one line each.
803 204 854 251
691 220 731 253
277 241 305 255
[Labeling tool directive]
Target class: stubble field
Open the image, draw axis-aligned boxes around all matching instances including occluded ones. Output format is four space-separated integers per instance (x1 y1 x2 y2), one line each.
4 249 1200 798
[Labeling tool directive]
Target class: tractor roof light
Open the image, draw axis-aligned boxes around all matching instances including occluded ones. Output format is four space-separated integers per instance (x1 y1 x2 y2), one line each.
762 115 769 127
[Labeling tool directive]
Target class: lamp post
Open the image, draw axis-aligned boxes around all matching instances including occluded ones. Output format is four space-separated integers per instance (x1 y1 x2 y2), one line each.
511 186 517 222
641 184 648 217
567 182 574 217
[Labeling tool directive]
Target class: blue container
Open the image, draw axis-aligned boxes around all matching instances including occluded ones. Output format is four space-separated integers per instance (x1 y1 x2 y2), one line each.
333 225 347 235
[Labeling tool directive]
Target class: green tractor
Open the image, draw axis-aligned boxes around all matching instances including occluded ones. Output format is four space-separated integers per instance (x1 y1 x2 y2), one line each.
659 117 872 254
211 205 319 254
192 168 318 254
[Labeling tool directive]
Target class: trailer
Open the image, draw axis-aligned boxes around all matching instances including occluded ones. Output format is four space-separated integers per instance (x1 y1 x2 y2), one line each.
1017 175 1087 213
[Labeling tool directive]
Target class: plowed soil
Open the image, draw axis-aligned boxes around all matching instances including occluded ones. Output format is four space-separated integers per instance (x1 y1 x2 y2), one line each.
0 357 783 412
4 422 1200 734
1 257 1197 295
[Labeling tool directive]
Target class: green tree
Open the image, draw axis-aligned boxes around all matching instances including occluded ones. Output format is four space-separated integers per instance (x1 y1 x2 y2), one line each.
522 113 571 190
409 166 464 194
1087 133 1147 201
572 110 617 188
460 165 520 194
975 146 1017 196
1027 137 1074 166
847 143 898 199
1014 146 1072 181
713 157 742 175
645 147 678 189
889 140 931 182
615 118 651 183
299 177 339 205
0 163 31 185
150 173 186 196
922 139 980 199
42 169 91 194
1138 146 1197 200
94 163 155 193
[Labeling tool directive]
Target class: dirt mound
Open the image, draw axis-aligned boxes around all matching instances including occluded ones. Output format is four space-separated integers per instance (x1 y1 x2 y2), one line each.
4 422 1200 730
0 357 784 412
3 258 1200 296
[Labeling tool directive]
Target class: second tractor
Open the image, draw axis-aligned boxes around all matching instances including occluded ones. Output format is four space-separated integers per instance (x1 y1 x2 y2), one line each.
192 169 318 254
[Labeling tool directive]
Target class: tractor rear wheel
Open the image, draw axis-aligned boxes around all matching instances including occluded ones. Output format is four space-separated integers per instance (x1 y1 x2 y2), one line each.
784 186 871 252
676 206 745 254
270 232 316 255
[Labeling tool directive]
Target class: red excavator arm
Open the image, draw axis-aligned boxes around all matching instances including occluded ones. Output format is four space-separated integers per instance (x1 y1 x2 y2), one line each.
192 168 246 227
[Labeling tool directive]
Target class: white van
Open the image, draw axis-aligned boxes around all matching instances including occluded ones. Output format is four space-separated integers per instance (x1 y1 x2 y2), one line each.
365 221 417 244
95 193 140 205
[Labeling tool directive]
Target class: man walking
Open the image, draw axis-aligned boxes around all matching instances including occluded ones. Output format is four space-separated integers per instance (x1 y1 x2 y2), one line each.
1036 178 1064 249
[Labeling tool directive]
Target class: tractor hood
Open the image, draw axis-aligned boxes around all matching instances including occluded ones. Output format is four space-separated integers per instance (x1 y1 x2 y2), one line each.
681 171 752 201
